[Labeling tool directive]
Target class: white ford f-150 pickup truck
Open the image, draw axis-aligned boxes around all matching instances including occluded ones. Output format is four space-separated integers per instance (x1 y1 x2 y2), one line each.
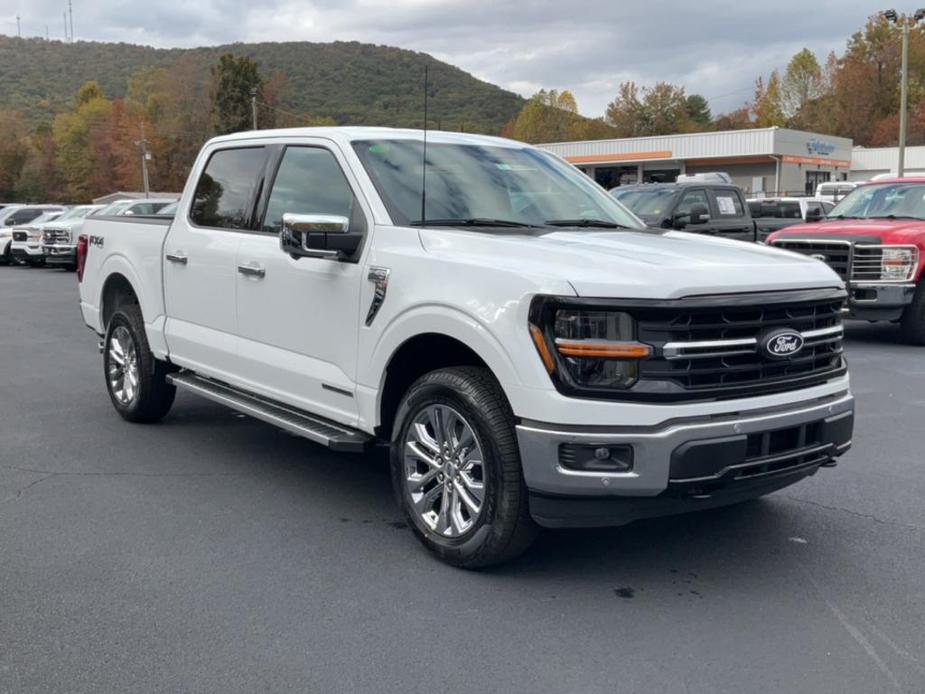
77 127 854 567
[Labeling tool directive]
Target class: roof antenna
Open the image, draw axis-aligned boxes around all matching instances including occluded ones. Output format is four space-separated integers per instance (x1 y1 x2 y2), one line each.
420 63 428 227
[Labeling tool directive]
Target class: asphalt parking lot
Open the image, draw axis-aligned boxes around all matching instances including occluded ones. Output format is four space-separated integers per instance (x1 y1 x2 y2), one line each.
2 266 924 694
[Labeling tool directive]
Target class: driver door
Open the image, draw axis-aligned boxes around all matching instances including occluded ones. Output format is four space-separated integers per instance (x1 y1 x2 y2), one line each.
234 142 369 426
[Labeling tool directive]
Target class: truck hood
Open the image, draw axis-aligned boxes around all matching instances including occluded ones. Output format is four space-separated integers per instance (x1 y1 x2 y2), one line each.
419 228 843 299
768 218 925 247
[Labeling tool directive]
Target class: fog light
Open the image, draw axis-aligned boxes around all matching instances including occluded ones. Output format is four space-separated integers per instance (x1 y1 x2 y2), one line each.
559 444 634 472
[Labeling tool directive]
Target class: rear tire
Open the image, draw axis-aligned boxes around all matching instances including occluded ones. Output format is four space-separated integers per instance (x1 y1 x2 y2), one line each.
899 282 925 345
390 367 537 568
103 304 176 422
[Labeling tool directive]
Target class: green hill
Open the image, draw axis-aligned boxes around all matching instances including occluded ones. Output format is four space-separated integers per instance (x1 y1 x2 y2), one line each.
0 35 525 133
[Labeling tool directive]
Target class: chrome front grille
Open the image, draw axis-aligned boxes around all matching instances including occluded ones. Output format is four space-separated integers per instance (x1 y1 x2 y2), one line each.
772 239 918 284
42 228 71 245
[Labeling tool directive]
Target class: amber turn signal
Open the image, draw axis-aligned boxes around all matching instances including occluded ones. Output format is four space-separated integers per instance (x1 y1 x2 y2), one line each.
554 339 652 360
529 323 556 374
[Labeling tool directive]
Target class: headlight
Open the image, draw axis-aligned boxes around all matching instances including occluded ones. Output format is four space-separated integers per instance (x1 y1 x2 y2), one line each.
880 247 918 281
529 307 651 390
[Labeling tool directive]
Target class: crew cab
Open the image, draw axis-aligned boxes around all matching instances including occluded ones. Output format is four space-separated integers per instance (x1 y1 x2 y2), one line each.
0 205 67 265
768 178 925 344
748 197 835 243
78 128 854 567
41 204 104 269
9 210 66 266
611 174 757 242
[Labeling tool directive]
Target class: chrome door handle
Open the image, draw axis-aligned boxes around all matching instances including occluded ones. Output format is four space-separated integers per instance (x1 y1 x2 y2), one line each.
237 263 266 278
165 252 188 265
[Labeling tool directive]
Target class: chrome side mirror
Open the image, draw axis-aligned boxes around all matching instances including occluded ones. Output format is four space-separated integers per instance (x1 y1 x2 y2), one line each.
280 213 351 260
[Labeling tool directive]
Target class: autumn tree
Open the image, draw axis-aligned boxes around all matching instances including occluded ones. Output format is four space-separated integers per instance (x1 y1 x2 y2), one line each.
126 59 212 191
605 82 705 137
751 72 786 127
0 111 30 201
53 81 119 201
781 49 824 128
506 89 597 143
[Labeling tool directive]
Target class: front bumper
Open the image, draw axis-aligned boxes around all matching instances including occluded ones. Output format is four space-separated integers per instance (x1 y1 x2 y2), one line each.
42 244 76 263
11 242 44 259
846 282 916 321
517 390 853 528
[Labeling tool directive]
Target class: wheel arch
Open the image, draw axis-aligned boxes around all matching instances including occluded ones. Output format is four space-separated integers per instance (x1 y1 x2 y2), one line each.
377 332 497 439
100 272 141 331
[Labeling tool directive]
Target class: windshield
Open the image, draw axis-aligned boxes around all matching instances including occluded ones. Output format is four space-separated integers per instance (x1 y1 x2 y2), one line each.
611 188 676 220
351 139 645 230
97 200 133 215
828 183 925 220
28 212 62 225
55 206 91 222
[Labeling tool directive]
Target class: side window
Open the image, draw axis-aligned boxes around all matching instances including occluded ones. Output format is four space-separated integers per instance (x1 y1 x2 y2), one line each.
712 190 745 217
262 147 357 233
191 147 267 229
780 201 802 219
11 209 41 225
675 189 709 221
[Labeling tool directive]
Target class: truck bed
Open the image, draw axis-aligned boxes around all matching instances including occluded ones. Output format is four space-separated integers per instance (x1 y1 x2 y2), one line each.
78 215 173 356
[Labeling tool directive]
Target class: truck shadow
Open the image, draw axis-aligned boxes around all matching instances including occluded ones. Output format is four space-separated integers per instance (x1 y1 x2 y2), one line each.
165 395 812 583
843 319 910 346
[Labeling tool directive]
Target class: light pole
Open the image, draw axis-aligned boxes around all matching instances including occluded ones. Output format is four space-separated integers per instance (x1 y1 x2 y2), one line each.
883 9 925 177
250 88 258 130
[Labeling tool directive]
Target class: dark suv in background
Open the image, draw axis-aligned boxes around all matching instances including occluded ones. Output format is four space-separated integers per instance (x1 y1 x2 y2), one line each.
611 173 756 242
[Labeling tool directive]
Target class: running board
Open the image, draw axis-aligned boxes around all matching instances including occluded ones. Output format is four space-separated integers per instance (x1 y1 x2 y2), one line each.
167 372 372 453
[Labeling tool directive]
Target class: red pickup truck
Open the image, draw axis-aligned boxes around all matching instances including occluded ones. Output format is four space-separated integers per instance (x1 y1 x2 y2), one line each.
767 177 925 344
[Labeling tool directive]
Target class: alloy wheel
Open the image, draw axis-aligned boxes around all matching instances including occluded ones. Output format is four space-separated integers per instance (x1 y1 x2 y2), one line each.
403 404 486 537
107 325 139 406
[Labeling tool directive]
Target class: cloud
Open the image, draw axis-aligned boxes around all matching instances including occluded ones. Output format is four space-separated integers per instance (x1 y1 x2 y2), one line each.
8 0 875 118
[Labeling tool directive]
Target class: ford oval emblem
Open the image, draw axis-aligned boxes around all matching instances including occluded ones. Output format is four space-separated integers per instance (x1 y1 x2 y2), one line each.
760 328 805 360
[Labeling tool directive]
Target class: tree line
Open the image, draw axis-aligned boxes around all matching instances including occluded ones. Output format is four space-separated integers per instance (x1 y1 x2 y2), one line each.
504 13 925 146
0 54 334 203
1 12 920 202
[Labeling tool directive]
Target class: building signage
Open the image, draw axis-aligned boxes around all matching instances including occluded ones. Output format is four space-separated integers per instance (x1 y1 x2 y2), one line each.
806 139 837 156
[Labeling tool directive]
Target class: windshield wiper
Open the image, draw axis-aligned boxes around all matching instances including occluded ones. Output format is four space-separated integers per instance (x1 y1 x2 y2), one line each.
827 214 860 220
872 214 922 220
410 218 541 228
544 218 628 228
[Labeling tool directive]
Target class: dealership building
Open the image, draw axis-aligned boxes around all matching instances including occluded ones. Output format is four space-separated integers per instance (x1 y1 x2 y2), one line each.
540 127 854 196
849 146 925 181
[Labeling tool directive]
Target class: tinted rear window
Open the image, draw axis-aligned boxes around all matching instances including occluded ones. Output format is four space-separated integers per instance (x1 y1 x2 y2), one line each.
191 148 266 229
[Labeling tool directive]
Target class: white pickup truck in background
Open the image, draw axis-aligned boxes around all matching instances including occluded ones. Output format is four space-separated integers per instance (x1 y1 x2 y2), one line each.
77 127 855 567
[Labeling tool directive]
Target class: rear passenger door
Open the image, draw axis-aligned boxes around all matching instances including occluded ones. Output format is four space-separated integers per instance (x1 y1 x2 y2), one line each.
163 145 268 381
708 188 755 242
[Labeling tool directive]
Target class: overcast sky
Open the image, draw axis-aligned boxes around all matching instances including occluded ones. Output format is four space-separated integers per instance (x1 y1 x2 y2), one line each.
5 1 883 118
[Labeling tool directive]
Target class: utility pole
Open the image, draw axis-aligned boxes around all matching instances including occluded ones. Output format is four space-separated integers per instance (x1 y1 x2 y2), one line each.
16 15 20 37
63 11 68 41
135 124 151 198
69 0 74 42
883 8 925 177
251 88 258 130
900 20 909 177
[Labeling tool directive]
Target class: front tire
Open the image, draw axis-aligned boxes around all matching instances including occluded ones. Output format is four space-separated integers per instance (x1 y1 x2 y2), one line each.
103 305 176 422
390 367 537 568
900 282 925 345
